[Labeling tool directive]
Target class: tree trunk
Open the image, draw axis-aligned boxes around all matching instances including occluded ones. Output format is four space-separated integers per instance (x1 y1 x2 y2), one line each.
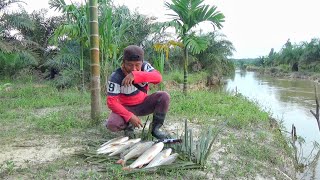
89 0 101 122
183 46 188 95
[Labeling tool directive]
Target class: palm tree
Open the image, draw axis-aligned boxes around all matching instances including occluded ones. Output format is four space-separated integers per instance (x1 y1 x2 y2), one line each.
165 0 225 94
0 0 32 52
98 2 131 87
49 0 89 91
196 32 235 76
0 0 40 77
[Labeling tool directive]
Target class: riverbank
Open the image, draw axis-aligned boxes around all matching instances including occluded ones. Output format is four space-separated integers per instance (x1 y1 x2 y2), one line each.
0 80 296 179
247 66 320 84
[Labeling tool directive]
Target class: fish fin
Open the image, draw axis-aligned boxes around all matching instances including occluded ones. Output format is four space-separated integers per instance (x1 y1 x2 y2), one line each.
138 165 144 168
123 167 132 171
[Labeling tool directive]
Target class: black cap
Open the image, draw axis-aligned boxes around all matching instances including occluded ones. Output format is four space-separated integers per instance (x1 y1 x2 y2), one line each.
123 45 144 61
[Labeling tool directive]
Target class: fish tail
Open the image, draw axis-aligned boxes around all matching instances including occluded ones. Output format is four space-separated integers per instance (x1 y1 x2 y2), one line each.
116 159 126 166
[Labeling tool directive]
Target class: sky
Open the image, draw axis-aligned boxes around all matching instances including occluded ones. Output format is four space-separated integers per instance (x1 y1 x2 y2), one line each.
13 0 320 59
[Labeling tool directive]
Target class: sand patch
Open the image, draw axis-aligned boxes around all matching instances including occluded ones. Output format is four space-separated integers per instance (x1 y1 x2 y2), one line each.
0 136 80 168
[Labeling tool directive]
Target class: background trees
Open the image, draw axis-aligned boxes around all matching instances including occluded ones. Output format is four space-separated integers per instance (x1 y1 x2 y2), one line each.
1 0 235 91
236 38 320 73
164 0 225 94
195 32 235 76
0 0 37 77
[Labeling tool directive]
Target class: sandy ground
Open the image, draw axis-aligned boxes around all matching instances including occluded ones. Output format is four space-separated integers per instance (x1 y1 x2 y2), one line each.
0 135 80 169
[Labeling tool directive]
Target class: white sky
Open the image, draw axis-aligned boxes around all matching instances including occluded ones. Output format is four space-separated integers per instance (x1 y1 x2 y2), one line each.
15 0 320 59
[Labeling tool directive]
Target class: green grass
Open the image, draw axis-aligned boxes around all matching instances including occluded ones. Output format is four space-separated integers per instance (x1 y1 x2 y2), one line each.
0 79 294 179
0 82 94 136
33 110 91 133
169 91 269 129
163 70 208 84
1 84 90 110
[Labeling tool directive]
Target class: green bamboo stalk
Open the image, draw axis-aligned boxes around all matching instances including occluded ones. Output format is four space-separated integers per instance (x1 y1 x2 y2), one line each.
89 0 102 121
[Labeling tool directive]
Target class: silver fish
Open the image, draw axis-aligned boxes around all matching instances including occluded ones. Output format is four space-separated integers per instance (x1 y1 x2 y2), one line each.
145 148 172 168
108 138 141 156
97 136 129 152
97 143 126 154
100 136 129 147
116 141 154 166
159 153 179 165
125 142 164 169
120 142 142 159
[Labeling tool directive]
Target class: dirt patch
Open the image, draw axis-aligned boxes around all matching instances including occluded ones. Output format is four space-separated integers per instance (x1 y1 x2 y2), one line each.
0 136 81 169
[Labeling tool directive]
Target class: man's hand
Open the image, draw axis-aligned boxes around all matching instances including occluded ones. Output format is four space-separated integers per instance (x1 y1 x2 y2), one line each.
129 114 143 128
122 73 134 87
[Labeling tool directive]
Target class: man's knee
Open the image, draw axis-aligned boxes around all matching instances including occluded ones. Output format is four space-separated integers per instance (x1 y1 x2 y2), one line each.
106 116 127 132
106 120 120 132
158 91 170 104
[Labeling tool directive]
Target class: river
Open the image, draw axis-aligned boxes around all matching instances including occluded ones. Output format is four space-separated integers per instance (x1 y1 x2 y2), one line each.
224 70 320 179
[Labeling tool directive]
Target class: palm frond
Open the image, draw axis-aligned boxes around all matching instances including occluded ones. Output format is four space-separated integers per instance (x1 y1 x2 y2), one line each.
48 0 67 12
184 35 208 54
2 12 35 31
0 39 14 53
19 50 40 66
165 0 224 32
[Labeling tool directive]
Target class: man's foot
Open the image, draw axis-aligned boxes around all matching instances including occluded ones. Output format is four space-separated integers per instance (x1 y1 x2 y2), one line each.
151 112 171 140
151 128 171 140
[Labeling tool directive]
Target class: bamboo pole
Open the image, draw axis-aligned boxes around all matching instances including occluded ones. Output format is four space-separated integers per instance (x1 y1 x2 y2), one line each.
89 0 102 121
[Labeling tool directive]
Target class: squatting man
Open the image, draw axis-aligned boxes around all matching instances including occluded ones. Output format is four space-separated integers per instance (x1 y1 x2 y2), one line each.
105 45 171 139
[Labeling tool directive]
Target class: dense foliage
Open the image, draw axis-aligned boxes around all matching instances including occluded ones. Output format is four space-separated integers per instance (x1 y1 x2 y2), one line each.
234 38 320 73
0 0 235 91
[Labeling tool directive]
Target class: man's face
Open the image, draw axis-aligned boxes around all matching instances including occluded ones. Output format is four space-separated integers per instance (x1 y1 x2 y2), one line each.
122 60 142 74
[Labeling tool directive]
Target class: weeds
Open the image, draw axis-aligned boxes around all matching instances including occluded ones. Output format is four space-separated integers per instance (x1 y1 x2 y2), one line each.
0 160 16 176
0 83 12 92
173 119 225 166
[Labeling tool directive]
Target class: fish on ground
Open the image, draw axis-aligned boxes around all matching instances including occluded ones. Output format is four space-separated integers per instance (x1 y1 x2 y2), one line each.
97 143 126 154
100 136 129 147
116 141 154 166
97 136 129 152
159 153 179 165
124 142 164 170
108 138 141 156
144 148 172 168
120 142 143 159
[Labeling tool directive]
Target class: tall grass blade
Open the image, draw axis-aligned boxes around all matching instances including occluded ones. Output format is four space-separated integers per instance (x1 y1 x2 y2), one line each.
189 129 193 161
184 119 188 152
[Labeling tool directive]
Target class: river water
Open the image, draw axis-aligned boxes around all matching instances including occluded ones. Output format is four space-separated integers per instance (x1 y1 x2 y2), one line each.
224 70 320 179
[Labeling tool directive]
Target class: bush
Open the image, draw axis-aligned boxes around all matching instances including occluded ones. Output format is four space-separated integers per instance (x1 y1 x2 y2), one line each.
278 64 290 73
